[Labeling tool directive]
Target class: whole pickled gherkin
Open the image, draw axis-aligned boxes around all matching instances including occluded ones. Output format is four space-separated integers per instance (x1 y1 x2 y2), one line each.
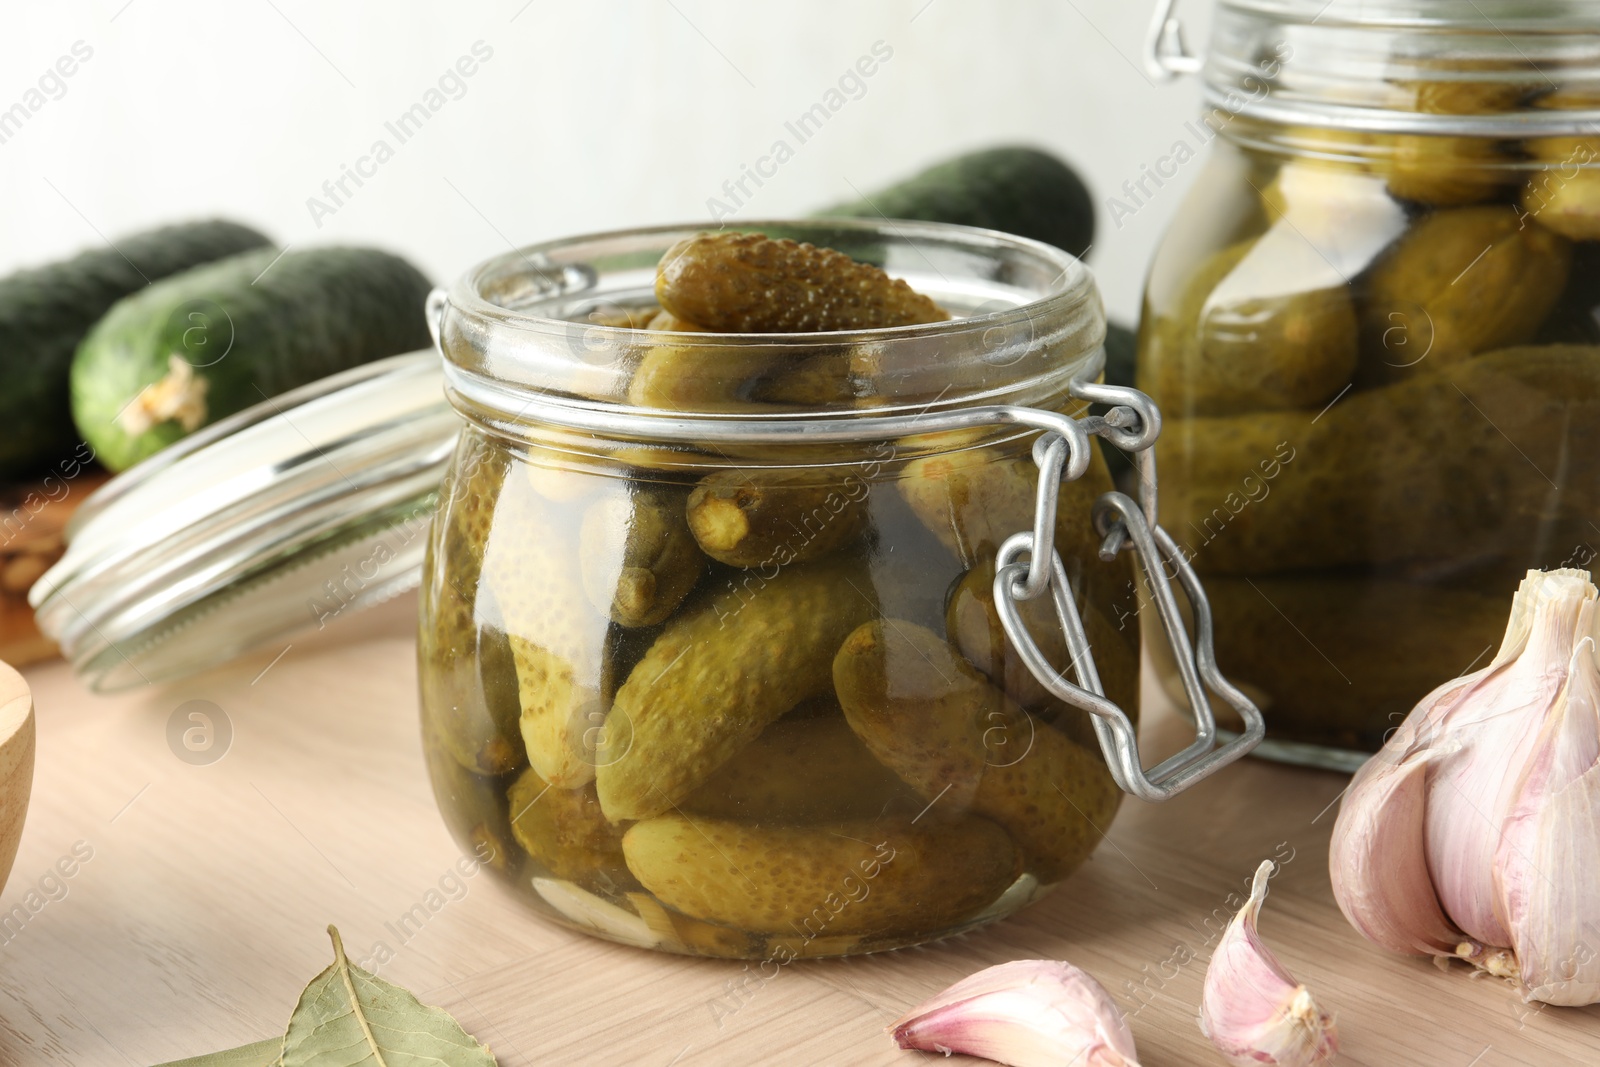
579 485 704 627
656 232 948 333
421 721 521 878
480 460 616 788
1142 236 1359 416
1160 344 1600 575
1384 71 1531 206
898 439 1112 568
506 768 627 889
1357 205 1570 382
680 712 914 822
686 468 869 568
1183 575 1513 750
594 560 877 821
627 338 859 414
1521 88 1600 241
622 813 1019 936
946 557 1139 727
833 619 1120 881
421 435 526 777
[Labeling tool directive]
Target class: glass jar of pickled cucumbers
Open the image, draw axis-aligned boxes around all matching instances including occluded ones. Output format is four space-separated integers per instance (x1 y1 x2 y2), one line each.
1139 0 1600 768
418 220 1260 958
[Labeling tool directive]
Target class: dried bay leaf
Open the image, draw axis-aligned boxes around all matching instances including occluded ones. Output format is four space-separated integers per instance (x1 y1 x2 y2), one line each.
155 926 496 1067
278 926 496 1067
153 1038 282 1067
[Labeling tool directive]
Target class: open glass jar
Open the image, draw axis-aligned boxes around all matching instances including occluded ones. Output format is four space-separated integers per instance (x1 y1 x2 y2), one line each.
420 219 1260 958
1139 0 1600 769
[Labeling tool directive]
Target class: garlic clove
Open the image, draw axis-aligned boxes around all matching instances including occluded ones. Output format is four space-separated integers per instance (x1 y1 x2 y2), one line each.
1496 629 1600 1006
1329 753 1461 957
891 959 1141 1067
1424 570 1590 948
1200 861 1338 1067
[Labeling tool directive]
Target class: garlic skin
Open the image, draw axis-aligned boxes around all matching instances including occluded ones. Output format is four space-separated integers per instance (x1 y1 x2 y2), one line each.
1496 630 1600 1005
1200 861 1338 1067
1330 569 1600 1006
891 959 1141 1067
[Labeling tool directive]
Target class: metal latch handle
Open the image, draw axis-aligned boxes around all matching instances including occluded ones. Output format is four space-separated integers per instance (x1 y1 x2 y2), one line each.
1144 0 1203 81
993 374 1264 802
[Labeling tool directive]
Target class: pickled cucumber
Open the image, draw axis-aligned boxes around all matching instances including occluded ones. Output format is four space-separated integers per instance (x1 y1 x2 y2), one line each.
507 768 627 889
1358 206 1571 383
1385 74 1527 206
421 437 527 776
1160 344 1600 574
946 557 1138 723
1258 162 1408 281
422 609 526 777
481 465 615 788
833 619 1120 880
1521 90 1600 241
686 469 869 568
579 486 704 627
625 891 756 957
898 438 1116 569
680 712 913 822
622 813 1019 936
523 446 605 504
1162 575 1512 751
1386 135 1510 206
1142 237 1358 416
898 446 1036 567
595 560 877 821
656 232 948 333
644 310 705 331
421 722 519 877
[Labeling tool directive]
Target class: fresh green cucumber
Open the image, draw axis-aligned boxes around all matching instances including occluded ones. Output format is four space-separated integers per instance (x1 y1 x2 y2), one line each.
71 246 433 471
817 146 1096 259
0 219 271 479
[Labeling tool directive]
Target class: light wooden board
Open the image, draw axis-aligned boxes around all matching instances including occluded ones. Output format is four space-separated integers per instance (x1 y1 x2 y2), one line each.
2 594 1597 1065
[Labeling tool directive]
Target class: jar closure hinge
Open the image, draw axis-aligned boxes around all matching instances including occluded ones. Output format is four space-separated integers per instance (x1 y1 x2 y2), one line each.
1144 0 1203 81
992 376 1264 802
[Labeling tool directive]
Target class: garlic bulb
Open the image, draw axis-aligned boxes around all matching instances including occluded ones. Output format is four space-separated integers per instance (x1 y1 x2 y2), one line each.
1330 568 1600 1006
1200 860 1339 1066
890 959 1141 1067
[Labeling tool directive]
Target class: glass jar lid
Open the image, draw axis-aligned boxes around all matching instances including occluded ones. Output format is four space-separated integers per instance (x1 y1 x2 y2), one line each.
31 351 457 692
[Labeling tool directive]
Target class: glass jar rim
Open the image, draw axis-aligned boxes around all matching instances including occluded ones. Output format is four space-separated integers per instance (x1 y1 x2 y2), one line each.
444 218 1099 348
1202 0 1600 139
434 219 1107 447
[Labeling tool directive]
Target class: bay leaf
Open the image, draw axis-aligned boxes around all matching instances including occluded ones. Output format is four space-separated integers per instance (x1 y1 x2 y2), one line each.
152 1037 281 1066
278 925 497 1067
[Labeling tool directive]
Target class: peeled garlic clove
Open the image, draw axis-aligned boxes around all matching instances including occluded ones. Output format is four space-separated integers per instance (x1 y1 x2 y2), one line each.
1329 753 1462 957
1496 630 1600 1006
891 959 1141 1067
1200 861 1338 1067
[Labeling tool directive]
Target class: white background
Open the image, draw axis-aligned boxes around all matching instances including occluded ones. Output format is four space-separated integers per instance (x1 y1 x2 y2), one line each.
0 0 1212 325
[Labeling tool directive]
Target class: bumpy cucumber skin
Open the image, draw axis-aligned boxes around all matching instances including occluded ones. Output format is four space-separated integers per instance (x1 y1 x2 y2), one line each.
819 146 1096 260
71 245 432 471
595 560 876 822
0 219 270 478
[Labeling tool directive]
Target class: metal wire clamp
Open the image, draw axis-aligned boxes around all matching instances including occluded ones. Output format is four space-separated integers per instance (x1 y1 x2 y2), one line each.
990 373 1264 802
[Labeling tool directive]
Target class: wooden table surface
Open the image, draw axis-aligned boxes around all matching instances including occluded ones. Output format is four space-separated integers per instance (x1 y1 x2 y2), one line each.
2 593 1597 1067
